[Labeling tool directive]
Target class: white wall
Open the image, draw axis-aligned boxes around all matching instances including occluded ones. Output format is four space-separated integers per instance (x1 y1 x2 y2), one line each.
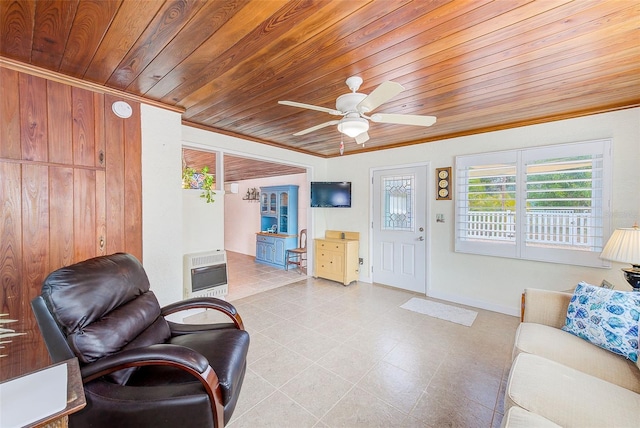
142 107 639 315
225 173 308 256
140 121 323 305
182 126 327 237
183 188 225 253
141 104 184 306
326 108 640 315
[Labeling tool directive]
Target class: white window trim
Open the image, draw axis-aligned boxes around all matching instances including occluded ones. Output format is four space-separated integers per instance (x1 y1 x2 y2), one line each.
455 139 612 268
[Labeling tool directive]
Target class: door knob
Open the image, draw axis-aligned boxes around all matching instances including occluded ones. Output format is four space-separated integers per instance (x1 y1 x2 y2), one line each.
418 236 424 241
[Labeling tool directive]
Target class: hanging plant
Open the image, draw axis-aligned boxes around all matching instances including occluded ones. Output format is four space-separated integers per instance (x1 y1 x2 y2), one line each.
182 166 216 203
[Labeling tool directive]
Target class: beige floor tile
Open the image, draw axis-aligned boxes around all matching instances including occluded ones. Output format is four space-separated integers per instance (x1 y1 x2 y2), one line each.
245 332 281 365
284 329 341 362
382 341 445 381
342 327 399 361
228 390 318 428
239 307 286 334
250 346 314 388
492 410 505 428
428 360 502 410
321 387 408 427
356 360 431 414
259 319 314 346
229 368 277 423
316 345 379 384
280 364 354 418
443 343 510 379
310 315 362 343
264 300 310 320
312 298 354 318
410 386 494 427
287 309 335 330
496 376 508 415
224 252 518 427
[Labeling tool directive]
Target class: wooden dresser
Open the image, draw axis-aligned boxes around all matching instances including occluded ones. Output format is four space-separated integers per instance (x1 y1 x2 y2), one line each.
314 230 359 285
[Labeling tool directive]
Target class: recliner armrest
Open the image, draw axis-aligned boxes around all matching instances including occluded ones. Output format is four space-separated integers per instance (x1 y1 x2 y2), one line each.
522 288 573 328
81 343 210 382
81 343 226 428
161 297 245 330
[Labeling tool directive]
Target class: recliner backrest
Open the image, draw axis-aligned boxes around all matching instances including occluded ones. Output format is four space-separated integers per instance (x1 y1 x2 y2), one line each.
31 296 75 363
40 253 170 365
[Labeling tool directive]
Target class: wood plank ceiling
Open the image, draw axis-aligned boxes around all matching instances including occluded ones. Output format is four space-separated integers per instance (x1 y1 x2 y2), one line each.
1 0 639 159
182 148 306 183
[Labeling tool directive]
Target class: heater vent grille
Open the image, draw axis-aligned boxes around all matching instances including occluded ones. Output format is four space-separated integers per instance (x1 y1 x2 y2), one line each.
183 250 228 299
189 252 226 268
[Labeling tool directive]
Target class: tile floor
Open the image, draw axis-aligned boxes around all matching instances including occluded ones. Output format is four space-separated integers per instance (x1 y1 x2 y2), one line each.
225 251 307 301
219 252 521 428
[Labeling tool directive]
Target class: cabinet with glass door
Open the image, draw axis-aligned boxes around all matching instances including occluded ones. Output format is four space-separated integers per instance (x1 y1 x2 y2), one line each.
255 185 299 269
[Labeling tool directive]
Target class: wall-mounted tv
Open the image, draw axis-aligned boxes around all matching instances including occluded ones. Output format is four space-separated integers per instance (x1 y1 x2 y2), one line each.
310 182 352 208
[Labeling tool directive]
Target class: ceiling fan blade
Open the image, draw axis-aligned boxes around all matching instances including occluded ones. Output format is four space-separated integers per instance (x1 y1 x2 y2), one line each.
356 81 405 113
355 132 369 145
278 100 341 115
293 120 340 136
370 113 437 127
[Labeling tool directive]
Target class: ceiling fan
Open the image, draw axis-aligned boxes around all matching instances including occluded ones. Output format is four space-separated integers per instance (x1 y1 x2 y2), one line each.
278 76 436 146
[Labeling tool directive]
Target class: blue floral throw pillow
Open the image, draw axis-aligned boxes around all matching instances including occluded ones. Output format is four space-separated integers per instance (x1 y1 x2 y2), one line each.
562 282 640 362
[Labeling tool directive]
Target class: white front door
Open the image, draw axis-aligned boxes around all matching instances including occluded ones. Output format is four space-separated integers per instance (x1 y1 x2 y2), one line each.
372 165 428 293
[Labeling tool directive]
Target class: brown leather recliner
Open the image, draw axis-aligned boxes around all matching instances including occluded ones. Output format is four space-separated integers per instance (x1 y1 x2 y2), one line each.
31 253 249 427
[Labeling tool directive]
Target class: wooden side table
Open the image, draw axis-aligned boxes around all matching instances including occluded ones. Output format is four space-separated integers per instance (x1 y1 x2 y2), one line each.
314 230 360 285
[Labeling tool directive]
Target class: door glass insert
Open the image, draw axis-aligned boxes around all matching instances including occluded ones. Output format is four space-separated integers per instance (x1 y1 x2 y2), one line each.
382 175 414 231
269 193 276 213
279 192 288 233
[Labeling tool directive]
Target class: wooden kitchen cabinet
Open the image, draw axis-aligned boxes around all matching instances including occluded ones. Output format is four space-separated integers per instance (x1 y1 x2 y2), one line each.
255 233 293 268
256 185 298 269
259 185 297 235
314 230 359 285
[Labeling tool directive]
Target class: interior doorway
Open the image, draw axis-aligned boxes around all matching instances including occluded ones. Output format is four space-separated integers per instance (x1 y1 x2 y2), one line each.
182 148 311 297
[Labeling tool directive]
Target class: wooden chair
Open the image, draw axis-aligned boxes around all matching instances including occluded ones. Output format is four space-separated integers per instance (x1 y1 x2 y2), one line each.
285 229 307 274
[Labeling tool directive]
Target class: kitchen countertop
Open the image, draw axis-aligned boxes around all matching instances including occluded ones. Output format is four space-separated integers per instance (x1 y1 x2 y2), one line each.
256 232 296 238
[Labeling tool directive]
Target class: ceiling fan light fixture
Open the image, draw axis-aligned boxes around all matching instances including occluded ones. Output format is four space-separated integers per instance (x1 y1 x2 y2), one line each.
337 117 369 138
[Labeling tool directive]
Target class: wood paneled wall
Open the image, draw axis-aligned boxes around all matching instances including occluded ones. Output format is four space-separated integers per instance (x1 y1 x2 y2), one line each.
0 66 142 381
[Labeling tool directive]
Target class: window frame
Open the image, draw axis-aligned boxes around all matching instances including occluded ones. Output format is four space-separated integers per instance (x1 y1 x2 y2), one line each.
455 139 612 268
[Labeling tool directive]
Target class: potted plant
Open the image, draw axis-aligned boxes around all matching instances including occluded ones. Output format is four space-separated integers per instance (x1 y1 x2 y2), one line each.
182 166 216 203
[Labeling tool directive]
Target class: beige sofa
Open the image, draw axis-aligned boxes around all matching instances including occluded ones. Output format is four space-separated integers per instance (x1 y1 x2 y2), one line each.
502 288 640 428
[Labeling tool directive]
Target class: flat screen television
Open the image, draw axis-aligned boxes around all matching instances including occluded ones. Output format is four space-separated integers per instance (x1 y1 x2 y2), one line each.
310 182 351 208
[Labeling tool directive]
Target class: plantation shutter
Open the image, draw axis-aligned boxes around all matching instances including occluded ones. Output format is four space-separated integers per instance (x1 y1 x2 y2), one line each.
520 140 610 266
456 139 611 268
455 150 518 258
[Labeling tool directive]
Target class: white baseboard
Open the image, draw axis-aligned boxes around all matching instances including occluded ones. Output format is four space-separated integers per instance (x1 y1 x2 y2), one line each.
357 275 372 284
427 289 520 317
361 277 520 317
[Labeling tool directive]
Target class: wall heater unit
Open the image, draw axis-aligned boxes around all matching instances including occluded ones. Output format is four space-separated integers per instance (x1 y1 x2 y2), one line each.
183 250 228 299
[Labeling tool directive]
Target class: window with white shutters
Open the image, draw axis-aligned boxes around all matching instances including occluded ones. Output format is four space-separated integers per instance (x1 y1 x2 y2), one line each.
455 139 611 267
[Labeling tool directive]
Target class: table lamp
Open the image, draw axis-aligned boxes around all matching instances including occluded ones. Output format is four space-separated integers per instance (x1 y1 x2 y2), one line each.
600 223 640 291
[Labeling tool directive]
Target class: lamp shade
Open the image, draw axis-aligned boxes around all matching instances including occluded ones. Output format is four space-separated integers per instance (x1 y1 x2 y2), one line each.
337 118 369 138
600 226 640 264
